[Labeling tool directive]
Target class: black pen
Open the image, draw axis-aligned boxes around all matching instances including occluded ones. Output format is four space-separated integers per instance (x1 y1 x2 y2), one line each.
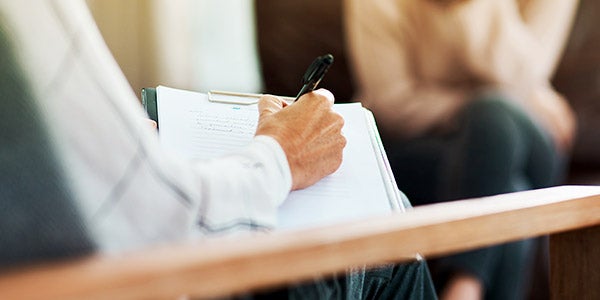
295 54 334 101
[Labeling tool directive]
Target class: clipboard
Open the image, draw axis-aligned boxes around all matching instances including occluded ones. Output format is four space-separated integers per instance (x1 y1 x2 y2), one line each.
141 87 159 127
142 88 296 129
142 86 410 229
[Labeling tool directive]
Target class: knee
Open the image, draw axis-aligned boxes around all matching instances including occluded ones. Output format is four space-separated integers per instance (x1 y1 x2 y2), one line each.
462 94 526 130
459 96 525 150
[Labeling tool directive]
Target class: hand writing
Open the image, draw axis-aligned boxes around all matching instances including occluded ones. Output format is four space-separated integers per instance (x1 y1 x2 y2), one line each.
255 89 347 190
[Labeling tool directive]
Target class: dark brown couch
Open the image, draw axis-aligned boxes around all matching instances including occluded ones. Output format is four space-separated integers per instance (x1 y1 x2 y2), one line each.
256 0 600 185
553 0 600 182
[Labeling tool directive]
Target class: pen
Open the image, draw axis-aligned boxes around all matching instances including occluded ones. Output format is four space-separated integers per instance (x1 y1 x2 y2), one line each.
295 54 334 101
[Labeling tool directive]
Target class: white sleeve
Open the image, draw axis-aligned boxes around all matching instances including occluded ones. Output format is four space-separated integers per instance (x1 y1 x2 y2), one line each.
184 135 292 236
0 0 292 252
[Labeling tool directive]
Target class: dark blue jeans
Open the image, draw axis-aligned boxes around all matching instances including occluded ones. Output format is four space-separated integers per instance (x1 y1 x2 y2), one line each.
245 260 437 299
383 95 564 300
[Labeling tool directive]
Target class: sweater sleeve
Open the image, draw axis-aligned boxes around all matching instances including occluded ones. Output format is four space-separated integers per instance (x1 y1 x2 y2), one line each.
344 0 468 137
461 0 579 90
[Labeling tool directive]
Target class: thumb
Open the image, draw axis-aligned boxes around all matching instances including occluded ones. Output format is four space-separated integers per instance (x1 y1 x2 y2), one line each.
258 95 284 121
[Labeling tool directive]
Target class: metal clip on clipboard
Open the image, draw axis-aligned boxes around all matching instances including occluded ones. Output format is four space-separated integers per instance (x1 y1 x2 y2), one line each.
208 90 295 105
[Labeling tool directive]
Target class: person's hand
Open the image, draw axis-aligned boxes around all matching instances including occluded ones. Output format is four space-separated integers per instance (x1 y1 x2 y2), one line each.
255 89 347 190
527 86 577 153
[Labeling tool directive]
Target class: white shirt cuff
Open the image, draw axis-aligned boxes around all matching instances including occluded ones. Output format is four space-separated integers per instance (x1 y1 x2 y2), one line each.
253 135 293 205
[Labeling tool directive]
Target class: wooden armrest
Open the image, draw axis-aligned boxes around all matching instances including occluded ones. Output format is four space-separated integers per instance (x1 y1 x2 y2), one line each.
1 185 599 299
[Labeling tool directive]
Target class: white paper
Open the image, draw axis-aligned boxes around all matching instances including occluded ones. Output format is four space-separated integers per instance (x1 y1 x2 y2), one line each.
156 86 397 230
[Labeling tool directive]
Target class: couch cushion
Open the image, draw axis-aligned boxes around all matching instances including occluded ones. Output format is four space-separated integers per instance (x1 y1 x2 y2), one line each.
553 0 600 166
256 0 355 102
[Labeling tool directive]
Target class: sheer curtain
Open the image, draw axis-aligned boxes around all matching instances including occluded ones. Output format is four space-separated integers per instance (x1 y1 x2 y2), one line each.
86 0 262 97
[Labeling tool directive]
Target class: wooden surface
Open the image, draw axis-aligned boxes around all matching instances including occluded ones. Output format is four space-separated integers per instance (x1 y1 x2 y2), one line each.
1 186 599 299
550 225 600 300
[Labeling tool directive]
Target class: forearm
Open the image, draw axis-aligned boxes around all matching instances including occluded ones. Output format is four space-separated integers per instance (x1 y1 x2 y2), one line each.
519 0 579 78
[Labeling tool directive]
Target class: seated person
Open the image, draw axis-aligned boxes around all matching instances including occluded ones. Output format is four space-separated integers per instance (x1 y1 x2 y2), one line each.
0 0 435 298
344 0 578 299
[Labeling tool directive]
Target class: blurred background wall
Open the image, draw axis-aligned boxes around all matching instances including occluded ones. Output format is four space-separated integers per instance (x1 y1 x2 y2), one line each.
85 0 262 97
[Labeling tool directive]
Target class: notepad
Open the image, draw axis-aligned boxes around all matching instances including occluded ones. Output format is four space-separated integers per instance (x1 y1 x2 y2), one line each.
144 86 405 230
